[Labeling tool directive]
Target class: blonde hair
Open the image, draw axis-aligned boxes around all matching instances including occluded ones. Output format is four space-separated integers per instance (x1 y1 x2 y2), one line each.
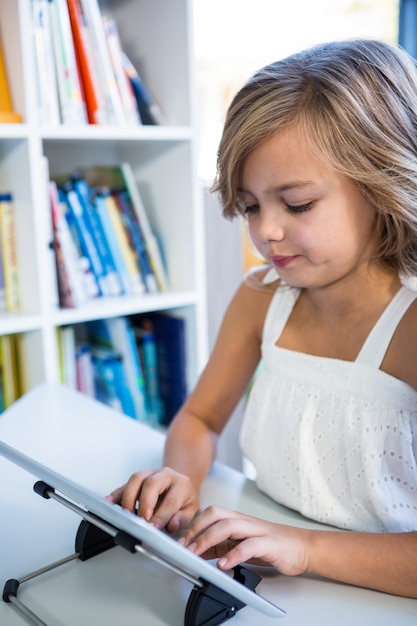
212 39 417 277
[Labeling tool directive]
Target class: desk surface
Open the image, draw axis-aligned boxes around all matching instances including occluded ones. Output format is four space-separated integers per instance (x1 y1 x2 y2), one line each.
0 384 415 625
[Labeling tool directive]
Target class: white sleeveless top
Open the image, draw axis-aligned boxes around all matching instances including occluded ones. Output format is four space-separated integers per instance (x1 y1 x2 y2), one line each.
240 283 417 532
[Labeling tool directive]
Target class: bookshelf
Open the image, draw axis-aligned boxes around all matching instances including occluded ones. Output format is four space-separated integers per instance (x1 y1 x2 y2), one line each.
0 0 208 418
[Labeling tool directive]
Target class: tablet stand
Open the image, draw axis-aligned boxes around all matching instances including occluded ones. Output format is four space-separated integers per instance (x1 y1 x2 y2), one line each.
2 480 262 626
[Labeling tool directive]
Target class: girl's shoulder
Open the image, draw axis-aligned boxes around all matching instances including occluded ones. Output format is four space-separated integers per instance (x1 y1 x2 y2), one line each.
243 264 280 291
383 294 417 391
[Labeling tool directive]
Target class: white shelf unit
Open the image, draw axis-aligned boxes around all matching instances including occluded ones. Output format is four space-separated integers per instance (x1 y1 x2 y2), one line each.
0 0 208 405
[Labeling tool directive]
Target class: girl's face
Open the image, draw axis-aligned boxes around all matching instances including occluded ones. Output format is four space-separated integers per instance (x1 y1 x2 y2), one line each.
238 127 379 291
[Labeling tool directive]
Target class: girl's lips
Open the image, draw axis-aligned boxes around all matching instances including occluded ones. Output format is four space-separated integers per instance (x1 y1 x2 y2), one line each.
271 255 298 268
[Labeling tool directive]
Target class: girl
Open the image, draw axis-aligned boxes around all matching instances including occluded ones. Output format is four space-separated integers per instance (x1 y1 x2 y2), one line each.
108 39 417 598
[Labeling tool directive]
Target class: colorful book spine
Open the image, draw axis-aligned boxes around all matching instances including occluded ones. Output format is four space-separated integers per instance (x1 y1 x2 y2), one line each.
31 0 61 125
79 0 126 125
50 180 89 307
122 52 165 125
73 177 122 296
95 191 130 295
90 345 127 415
67 0 107 124
102 16 140 126
147 312 187 426
0 194 20 312
87 317 146 420
48 0 87 125
59 181 108 296
101 191 145 296
114 189 158 293
133 318 162 427
75 342 95 397
57 325 77 388
120 162 169 291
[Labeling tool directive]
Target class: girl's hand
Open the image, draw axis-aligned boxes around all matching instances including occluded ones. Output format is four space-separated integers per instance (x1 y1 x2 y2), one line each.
106 467 200 533
179 505 310 576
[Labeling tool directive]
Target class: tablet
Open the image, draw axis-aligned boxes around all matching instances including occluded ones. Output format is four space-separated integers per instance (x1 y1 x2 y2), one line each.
0 441 286 619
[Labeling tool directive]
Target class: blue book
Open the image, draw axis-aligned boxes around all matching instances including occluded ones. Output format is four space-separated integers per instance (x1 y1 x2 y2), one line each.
114 190 158 293
72 177 122 297
95 191 130 295
145 312 187 426
86 317 148 421
122 53 164 125
90 345 135 418
58 187 100 299
59 182 107 296
132 318 163 427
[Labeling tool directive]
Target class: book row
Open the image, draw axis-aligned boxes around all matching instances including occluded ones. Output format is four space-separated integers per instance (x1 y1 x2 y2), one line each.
50 162 169 307
30 0 164 126
57 313 187 427
0 313 187 424
0 160 168 313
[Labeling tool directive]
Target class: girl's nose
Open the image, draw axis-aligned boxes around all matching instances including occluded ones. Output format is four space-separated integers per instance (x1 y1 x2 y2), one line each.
255 207 285 242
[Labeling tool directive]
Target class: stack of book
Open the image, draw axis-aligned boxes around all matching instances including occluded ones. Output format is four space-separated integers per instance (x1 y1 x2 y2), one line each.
30 0 164 126
57 312 187 426
50 162 168 307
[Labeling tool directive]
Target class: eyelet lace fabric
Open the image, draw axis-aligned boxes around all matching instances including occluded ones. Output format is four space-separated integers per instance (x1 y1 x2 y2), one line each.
240 283 417 532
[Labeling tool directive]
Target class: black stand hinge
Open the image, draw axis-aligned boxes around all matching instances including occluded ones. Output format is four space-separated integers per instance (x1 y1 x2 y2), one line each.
184 565 262 626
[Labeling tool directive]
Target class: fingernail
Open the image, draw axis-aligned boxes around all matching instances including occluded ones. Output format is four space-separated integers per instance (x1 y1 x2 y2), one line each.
178 537 186 545
218 558 228 568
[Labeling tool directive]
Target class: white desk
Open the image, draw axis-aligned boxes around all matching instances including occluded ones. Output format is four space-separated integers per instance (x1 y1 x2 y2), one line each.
0 384 415 625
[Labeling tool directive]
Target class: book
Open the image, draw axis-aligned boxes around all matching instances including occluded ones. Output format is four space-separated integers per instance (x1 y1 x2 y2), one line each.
114 189 158 293
58 181 108 296
143 312 187 426
57 325 77 388
75 342 95 397
78 0 126 125
122 52 165 125
67 0 107 124
90 344 129 415
72 176 122 296
86 317 147 421
57 186 100 300
50 180 90 308
0 194 20 312
94 191 130 296
31 0 61 125
48 0 87 125
0 334 20 410
132 317 163 427
99 191 145 296
102 15 141 126
82 163 169 291
0 33 21 123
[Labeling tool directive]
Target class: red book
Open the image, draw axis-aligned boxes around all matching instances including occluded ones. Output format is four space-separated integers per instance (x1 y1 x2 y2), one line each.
66 0 105 124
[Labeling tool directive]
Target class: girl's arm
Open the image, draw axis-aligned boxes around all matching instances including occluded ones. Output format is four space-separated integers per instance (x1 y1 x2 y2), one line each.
179 506 417 598
107 278 274 531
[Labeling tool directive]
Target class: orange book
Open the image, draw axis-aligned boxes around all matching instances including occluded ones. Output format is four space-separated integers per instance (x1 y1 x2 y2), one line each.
66 0 105 124
0 35 21 123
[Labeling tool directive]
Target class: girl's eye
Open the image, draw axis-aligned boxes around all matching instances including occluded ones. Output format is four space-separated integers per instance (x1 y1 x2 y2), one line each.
244 203 260 214
285 202 313 214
